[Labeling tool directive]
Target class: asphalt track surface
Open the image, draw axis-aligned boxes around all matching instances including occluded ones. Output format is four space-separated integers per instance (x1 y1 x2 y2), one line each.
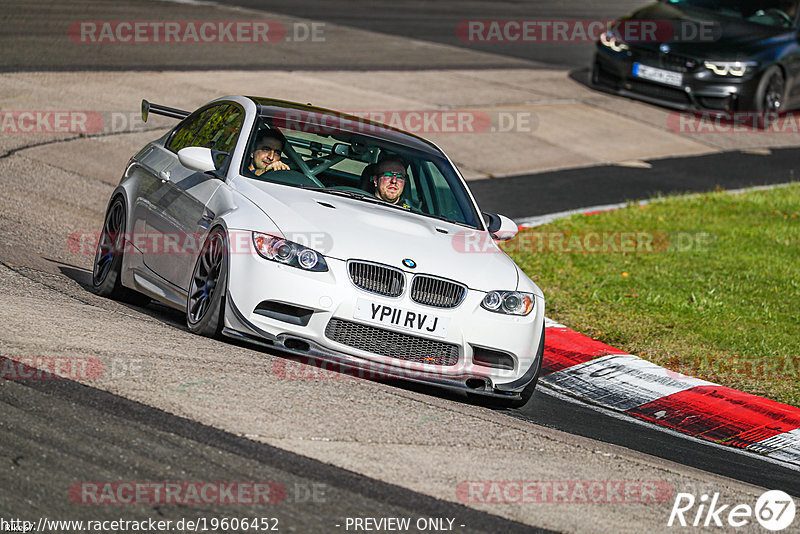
2 144 799 534
0 0 645 71
469 147 800 218
1 357 543 533
9 258 800 501
3 0 800 532
212 0 647 69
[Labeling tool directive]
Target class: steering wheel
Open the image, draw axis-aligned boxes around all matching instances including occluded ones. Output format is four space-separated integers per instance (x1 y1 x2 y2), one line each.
281 146 324 187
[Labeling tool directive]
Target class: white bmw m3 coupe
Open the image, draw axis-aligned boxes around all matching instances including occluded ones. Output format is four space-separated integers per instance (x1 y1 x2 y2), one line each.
93 96 545 407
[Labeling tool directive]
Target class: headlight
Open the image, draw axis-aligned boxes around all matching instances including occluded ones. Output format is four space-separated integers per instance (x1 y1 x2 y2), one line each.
252 232 328 272
600 30 629 53
481 291 535 316
703 61 756 77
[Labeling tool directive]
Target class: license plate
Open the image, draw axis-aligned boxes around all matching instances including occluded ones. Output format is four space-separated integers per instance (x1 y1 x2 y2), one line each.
632 62 683 87
354 298 449 338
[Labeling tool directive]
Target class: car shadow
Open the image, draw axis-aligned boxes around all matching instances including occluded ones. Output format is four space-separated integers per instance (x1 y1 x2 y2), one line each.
50 258 187 329
568 66 593 88
51 258 500 408
568 65 639 104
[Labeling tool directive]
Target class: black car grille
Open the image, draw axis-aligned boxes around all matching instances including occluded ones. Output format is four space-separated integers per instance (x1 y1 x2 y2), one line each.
348 261 404 297
697 95 733 111
325 318 460 366
595 63 622 88
410 275 467 308
628 80 690 105
630 47 698 73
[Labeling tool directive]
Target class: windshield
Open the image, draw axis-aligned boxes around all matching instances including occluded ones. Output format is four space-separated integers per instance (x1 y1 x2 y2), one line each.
240 115 482 229
666 0 798 27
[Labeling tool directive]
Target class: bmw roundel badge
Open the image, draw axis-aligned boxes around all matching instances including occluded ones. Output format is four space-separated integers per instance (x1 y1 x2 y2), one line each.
660 44 670 54
402 258 416 269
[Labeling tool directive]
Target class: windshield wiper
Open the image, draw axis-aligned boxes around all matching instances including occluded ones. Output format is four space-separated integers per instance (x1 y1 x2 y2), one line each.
416 211 478 229
306 188 421 213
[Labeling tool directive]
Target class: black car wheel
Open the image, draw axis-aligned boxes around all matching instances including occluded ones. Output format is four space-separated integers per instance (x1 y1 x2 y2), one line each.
92 197 150 306
187 227 227 337
755 66 785 129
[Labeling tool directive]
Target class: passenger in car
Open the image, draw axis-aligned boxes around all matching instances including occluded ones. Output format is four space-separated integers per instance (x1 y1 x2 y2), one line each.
371 156 411 208
246 131 290 176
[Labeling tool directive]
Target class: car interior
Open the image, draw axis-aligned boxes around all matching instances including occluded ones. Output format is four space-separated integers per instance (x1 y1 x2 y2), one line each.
240 119 476 227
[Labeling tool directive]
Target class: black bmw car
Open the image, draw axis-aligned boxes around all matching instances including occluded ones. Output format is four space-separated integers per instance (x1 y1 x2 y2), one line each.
592 0 800 116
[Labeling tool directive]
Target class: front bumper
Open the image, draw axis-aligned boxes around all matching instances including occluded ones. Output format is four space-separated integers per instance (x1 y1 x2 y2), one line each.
223 235 545 397
593 45 762 112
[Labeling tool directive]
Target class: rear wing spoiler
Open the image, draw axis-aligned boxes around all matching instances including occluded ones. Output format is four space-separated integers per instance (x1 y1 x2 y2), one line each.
141 99 189 122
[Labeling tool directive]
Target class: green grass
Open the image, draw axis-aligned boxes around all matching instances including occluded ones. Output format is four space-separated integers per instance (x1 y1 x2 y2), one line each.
504 183 800 407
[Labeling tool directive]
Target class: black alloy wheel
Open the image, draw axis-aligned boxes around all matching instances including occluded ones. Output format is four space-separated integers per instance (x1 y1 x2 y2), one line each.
92 197 150 305
187 228 227 337
756 66 785 129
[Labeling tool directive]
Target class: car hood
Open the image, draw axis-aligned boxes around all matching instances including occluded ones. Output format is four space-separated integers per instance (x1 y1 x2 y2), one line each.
236 180 523 292
625 2 793 57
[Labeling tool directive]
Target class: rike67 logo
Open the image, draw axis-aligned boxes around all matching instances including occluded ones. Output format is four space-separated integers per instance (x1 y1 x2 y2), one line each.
668 490 796 531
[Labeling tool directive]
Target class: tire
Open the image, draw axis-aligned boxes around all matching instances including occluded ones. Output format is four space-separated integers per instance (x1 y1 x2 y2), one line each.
186 227 228 337
507 346 542 409
591 61 601 86
469 325 544 410
754 65 785 130
92 197 150 306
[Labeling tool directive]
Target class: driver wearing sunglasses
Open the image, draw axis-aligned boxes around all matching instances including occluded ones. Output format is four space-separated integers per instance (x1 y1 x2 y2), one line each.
372 156 411 207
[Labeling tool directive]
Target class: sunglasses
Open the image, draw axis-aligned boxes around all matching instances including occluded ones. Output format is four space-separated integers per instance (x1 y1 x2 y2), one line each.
379 171 406 182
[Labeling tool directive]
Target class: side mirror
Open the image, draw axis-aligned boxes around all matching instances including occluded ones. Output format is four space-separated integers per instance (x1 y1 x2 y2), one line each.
483 212 519 241
178 147 217 174
141 99 150 123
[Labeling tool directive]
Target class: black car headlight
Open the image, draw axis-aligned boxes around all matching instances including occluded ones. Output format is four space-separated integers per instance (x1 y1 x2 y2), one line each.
703 61 757 77
482 291 535 316
600 30 629 53
252 232 328 272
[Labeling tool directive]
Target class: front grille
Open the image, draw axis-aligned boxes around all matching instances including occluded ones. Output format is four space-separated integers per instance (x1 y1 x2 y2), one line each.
630 47 698 73
411 275 467 308
325 318 459 366
348 261 404 297
697 95 733 111
595 63 621 89
628 80 690 105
